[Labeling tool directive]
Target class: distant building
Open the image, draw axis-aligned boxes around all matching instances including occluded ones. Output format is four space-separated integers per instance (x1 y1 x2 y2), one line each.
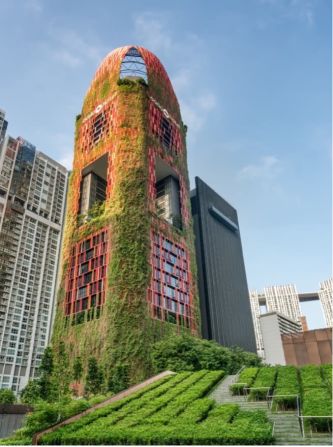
260 311 302 365
0 109 8 149
299 316 309 331
0 113 68 393
318 278 333 327
250 282 332 358
250 285 302 357
191 177 256 352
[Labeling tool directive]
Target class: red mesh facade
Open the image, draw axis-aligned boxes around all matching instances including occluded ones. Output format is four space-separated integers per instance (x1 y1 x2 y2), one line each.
78 101 114 154
60 45 198 334
149 100 182 155
65 228 109 316
148 231 196 330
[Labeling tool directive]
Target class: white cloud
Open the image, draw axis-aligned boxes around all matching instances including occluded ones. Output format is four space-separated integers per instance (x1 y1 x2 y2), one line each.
48 28 107 68
24 0 43 13
259 0 316 27
133 12 216 140
196 92 217 111
53 50 81 68
238 155 282 180
58 153 73 170
171 69 191 93
134 12 172 53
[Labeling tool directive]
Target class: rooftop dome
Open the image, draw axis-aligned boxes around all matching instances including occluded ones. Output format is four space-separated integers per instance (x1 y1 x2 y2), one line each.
83 46 181 121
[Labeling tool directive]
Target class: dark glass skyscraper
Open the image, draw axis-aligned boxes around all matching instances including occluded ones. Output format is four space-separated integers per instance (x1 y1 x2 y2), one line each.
191 177 256 352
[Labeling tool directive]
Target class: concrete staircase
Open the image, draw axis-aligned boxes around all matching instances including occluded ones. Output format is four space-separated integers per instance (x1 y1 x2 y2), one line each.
209 374 332 446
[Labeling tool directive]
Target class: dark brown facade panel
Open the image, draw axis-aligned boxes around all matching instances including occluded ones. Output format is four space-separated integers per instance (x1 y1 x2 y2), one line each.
294 343 312 365
305 341 321 364
283 343 298 366
318 340 332 364
282 328 332 366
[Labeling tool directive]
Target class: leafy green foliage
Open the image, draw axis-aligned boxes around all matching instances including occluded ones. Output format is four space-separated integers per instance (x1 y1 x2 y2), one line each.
85 357 103 396
53 342 71 399
272 366 299 410
300 365 332 432
40 347 53 375
300 365 326 390
321 364 332 390
152 335 261 375
108 363 130 394
302 388 332 432
0 389 16 404
248 367 277 400
38 371 273 445
20 380 42 405
73 357 83 382
229 367 258 395
1 392 113 445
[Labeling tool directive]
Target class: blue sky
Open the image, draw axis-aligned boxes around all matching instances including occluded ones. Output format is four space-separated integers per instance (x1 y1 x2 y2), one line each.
0 0 331 328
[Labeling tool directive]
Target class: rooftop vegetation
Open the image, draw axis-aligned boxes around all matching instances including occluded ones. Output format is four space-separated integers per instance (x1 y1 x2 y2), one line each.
37 371 273 445
300 365 332 432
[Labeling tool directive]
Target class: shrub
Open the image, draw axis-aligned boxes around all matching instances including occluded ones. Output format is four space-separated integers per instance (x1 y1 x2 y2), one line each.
302 388 332 432
108 363 130 393
301 365 332 433
152 335 261 375
248 367 277 400
229 367 258 395
300 365 326 390
38 372 273 446
321 364 332 390
0 389 16 404
85 357 104 396
272 366 299 410
20 379 42 405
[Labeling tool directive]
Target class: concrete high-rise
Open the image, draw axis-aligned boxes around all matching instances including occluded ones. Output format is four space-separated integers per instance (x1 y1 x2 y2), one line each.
0 109 8 149
190 177 256 352
0 113 68 393
259 312 301 365
52 46 200 385
250 282 332 357
318 278 333 327
250 285 302 356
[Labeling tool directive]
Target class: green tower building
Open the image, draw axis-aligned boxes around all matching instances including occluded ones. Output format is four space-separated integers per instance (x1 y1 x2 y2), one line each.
52 46 200 386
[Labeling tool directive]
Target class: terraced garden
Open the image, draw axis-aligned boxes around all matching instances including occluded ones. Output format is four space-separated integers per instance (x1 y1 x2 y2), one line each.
37 370 274 445
230 364 332 434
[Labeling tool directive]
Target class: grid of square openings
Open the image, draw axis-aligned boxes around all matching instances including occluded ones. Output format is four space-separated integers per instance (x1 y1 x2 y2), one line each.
65 229 108 316
79 104 113 153
149 102 181 154
150 232 193 328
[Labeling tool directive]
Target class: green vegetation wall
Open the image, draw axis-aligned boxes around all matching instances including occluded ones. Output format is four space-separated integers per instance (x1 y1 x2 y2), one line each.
51 46 201 389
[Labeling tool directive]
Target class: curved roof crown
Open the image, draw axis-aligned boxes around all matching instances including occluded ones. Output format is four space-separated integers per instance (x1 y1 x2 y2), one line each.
83 45 181 121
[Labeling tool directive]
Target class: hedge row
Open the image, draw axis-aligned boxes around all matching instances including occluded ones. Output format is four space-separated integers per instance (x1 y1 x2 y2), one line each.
248 367 277 400
300 365 326 390
229 367 259 395
272 366 299 410
321 364 332 390
300 365 332 433
40 371 207 442
41 407 273 445
113 370 210 428
40 372 274 445
36 374 177 441
40 421 273 445
145 370 223 424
